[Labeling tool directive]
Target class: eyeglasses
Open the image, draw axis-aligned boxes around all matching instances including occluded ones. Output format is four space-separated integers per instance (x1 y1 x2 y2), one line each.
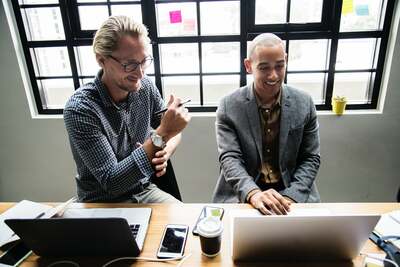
108 55 153 72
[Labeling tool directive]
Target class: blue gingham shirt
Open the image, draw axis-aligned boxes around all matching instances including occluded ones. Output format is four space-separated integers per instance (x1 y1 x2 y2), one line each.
64 71 165 202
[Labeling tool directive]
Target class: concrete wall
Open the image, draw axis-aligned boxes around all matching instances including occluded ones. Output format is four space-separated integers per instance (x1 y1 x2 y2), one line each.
0 3 399 202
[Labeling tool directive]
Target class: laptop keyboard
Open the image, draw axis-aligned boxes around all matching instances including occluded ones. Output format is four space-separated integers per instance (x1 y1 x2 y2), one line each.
129 224 140 239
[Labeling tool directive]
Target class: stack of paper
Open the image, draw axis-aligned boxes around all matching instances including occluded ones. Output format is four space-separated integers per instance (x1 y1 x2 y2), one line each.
0 197 76 247
374 209 400 249
0 200 52 247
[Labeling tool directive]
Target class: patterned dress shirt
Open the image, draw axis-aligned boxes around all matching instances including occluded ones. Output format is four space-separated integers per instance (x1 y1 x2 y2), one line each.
64 71 165 202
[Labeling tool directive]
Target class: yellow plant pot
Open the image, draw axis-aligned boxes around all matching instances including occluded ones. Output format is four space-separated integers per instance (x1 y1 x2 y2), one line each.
332 96 347 115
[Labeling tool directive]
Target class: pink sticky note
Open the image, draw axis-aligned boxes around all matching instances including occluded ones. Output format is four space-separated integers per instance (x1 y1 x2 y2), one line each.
169 10 182 24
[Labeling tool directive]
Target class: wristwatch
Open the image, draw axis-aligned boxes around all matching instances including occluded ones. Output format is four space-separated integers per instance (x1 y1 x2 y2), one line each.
150 130 166 149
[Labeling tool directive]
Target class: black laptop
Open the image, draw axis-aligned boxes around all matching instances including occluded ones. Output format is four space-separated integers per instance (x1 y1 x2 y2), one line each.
5 208 152 257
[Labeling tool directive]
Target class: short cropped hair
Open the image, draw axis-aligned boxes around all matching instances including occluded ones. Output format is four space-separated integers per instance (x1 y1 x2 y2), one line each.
93 15 151 56
247 33 285 59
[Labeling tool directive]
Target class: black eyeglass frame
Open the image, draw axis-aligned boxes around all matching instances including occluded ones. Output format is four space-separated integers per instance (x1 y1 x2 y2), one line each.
108 55 154 73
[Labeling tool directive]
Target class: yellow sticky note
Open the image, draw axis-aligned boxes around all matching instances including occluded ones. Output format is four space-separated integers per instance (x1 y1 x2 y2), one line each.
342 0 354 15
211 208 221 217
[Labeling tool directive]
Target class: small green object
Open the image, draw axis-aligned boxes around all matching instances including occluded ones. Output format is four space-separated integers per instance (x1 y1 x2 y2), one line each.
211 209 221 217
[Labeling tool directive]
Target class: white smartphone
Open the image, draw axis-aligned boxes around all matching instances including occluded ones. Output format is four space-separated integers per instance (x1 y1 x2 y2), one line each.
0 242 32 267
157 224 189 259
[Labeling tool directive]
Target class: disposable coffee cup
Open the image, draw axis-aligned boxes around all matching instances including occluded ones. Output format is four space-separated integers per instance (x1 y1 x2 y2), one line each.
197 216 223 257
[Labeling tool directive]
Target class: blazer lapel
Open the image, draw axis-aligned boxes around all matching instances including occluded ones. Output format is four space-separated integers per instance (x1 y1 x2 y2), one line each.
245 85 263 161
279 85 292 168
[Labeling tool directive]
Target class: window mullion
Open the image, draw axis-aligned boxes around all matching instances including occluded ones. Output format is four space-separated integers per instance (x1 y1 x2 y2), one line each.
11 1 44 114
325 0 342 110
370 0 396 107
196 1 204 106
59 0 80 90
240 0 248 87
142 0 163 97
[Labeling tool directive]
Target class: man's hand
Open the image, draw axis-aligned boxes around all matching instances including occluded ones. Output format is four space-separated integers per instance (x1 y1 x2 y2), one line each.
249 189 291 215
151 149 170 177
157 95 191 141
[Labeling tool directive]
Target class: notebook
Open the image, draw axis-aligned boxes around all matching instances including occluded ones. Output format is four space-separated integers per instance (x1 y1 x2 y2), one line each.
4 208 151 257
231 212 380 261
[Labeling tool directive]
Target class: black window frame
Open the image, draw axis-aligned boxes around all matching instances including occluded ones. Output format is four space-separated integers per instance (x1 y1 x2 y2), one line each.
10 0 396 115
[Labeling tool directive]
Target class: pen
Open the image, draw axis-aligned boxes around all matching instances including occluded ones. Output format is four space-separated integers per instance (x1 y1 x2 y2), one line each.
154 99 191 116
35 212 45 219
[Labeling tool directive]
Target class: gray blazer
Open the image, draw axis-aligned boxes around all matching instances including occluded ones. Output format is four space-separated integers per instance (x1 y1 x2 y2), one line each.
212 84 321 203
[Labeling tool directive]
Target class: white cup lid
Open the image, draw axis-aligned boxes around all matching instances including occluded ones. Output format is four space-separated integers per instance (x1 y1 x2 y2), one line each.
197 216 223 238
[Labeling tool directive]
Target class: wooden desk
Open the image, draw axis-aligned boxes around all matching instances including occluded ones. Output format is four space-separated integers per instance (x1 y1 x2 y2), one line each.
1 202 399 267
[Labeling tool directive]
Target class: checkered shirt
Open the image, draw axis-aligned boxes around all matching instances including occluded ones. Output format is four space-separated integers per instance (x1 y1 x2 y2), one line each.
64 71 165 202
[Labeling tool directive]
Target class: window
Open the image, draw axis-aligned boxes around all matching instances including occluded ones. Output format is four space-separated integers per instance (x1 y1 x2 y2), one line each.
9 0 396 114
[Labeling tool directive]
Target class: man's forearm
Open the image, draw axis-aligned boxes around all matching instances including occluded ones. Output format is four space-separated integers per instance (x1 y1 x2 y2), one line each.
142 133 181 162
165 133 181 157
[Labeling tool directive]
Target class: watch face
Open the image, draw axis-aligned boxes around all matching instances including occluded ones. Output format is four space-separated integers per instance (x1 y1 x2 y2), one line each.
154 136 162 146
151 131 165 148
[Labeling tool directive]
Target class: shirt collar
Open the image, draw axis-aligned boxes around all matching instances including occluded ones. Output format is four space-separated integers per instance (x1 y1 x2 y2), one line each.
94 70 134 110
252 82 282 110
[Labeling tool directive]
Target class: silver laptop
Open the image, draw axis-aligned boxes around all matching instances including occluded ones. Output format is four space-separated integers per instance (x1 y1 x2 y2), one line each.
231 212 380 261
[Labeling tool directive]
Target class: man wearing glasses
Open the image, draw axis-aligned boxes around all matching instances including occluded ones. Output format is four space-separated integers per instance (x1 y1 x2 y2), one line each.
64 16 190 203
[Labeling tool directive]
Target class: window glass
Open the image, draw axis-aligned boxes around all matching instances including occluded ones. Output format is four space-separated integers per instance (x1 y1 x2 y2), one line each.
340 0 384 32
288 39 330 71
203 75 239 105
22 8 65 41
333 72 373 103
9 0 393 113
80 78 95 86
159 43 199 74
255 0 287 24
336 38 378 70
78 6 109 30
162 76 200 105
290 0 323 23
37 78 75 109
156 3 197 37
202 42 240 73
111 4 142 22
200 1 240 35
145 48 154 75
31 47 71 76
75 46 99 76
286 73 326 104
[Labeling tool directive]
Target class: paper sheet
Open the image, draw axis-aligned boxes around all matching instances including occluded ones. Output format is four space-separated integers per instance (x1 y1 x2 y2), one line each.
374 210 400 250
0 200 52 247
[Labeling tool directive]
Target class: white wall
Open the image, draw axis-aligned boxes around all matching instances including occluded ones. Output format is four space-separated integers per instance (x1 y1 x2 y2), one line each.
0 3 399 202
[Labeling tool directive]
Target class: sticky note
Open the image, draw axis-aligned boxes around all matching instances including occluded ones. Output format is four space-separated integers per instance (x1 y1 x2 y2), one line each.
342 0 354 15
183 19 196 32
356 4 369 16
211 209 221 217
169 10 182 24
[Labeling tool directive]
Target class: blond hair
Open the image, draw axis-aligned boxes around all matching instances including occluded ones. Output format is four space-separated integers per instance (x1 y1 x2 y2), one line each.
247 33 285 59
93 15 150 56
